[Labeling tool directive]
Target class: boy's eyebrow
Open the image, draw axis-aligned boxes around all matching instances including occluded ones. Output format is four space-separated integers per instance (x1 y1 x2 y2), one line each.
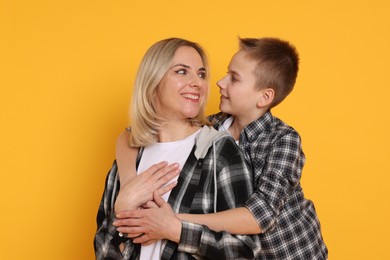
229 69 241 78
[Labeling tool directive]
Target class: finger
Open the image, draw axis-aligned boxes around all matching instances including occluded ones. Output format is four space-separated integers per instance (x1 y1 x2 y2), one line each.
117 226 145 235
153 191 166 207
142 239 158 246
142 200 159 209
133 234 153 244
157 181 178 196
115 209 143 219
113 217 142 227
127 232 143 238
142 161 169 177
153 163 180 182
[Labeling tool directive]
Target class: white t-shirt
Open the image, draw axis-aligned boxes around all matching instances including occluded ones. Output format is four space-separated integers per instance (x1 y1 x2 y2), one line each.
137 129 200 260
218 116 238 144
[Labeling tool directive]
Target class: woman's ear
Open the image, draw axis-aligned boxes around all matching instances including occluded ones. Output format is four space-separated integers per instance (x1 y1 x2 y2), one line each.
257 88 275 108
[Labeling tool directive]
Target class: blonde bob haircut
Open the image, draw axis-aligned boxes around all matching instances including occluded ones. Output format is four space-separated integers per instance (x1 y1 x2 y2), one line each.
129 38 210 147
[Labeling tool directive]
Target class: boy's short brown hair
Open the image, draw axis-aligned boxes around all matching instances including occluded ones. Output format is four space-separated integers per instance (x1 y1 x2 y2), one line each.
239 37 299 107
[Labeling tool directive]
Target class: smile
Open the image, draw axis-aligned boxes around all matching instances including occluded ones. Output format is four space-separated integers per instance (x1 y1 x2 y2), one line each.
181 93 199 100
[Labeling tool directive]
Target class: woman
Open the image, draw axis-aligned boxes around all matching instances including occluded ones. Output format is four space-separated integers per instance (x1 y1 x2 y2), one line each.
94 38 260 259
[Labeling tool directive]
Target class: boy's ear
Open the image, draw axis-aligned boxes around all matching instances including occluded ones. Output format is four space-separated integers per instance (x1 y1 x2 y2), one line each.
257 88 274 108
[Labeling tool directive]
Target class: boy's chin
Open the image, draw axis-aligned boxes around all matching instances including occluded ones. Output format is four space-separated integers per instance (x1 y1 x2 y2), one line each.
219 104 230 114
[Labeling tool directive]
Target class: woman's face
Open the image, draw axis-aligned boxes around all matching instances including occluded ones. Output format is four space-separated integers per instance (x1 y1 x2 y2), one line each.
154 46 207 121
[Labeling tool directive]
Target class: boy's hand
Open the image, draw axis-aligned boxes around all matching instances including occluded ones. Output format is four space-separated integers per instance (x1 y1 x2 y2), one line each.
114 191 182 244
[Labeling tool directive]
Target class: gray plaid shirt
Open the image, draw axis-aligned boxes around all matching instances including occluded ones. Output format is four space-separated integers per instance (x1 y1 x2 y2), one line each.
210 111 328 259
94 126 262 259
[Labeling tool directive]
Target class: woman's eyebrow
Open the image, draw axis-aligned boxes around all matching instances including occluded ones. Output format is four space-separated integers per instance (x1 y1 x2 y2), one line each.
171 64 206 72
171 63 190 69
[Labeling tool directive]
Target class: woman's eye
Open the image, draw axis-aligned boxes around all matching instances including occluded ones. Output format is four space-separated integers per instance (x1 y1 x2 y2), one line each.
176 69 187 75
198 72 206 79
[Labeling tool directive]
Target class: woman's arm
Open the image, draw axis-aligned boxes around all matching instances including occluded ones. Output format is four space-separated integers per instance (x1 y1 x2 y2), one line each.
94 162 137 259
177 207 261 234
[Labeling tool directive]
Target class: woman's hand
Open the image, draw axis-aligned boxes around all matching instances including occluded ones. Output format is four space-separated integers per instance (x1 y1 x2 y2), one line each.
114 191 182 245
114 162 180 213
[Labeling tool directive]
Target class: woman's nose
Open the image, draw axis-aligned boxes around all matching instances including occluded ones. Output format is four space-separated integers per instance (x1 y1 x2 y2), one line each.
189 74 202 88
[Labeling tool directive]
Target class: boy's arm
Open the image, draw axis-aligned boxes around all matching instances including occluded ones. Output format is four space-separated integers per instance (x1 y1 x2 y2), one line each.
115 130 137 186
176 137 262 259
177 207 261 234
246 130 305 233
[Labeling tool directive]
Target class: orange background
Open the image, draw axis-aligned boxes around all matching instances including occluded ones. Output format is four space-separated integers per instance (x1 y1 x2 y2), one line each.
1 0 389 259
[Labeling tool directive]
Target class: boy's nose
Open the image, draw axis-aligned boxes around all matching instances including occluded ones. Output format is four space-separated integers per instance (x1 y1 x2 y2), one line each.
217 76 227 89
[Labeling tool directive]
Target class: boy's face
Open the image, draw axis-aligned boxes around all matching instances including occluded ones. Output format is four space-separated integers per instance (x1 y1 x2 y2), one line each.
217 50 264 121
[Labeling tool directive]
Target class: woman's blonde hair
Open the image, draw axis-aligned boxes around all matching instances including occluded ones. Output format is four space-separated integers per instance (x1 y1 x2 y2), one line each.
130 38 210 147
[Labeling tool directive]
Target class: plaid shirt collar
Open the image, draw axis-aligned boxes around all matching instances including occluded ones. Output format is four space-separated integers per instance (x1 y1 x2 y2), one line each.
240 111 273 143
210 110 274 143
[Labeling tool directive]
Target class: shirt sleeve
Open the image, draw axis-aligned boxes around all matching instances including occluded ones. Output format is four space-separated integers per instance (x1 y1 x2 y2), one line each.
245 130 305 233
93 162 138 260
178 137 262 259
178 221 261 259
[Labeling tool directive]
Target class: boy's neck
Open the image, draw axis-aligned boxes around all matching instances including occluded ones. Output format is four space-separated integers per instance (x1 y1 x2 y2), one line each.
229 109 269 140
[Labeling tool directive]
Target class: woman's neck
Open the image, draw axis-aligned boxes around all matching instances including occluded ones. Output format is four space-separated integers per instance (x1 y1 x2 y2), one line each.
158 120 201 143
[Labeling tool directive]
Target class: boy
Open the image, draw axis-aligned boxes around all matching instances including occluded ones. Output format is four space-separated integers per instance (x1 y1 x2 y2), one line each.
114 37 328 259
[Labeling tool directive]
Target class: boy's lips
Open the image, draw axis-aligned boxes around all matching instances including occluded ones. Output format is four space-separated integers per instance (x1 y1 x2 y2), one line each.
220 93 229 99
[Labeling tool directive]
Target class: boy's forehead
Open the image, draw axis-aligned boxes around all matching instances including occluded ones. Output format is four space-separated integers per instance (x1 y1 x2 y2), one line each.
229 50 257 70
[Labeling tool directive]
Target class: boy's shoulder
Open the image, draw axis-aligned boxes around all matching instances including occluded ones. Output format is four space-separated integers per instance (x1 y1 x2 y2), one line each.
208 111 301 141
269 114 298 134
247 111 300 139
